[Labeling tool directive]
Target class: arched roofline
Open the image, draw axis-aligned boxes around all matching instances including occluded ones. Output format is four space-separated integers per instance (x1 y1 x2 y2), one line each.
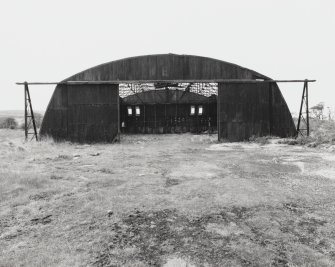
62 53 270 82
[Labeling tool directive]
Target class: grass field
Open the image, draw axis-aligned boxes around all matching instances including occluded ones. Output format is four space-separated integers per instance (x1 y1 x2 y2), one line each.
1 129 335 266
0 111 44 129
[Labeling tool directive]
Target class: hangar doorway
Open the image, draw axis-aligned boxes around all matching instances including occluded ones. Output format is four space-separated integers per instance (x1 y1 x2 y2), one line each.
119 83 218 134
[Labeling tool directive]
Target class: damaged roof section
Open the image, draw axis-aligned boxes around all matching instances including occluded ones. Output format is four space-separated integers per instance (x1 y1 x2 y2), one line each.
121 89 217 105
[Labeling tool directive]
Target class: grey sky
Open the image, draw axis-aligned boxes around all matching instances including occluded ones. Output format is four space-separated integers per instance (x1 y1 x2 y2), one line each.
1 0 334 115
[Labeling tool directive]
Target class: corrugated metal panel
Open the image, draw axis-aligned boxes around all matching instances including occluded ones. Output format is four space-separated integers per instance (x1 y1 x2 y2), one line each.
218 83 296 141
41 84 119 143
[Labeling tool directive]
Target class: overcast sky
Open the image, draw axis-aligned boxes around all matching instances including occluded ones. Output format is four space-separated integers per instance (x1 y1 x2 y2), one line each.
1 0 334 115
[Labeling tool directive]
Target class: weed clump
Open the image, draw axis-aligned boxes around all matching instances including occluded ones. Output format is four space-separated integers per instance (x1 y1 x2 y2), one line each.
0 117 18 129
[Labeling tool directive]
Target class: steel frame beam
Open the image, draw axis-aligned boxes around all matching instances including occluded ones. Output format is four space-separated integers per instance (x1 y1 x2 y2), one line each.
296 80 310 137
24 82 38 141
16 79 316 85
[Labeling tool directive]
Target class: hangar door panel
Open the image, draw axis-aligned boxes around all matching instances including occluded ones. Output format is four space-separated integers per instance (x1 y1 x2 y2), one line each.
67 84 119 142
218 83 270 141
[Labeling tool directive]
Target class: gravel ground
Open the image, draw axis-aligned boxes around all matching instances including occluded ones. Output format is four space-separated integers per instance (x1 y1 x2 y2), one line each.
1 130 335 266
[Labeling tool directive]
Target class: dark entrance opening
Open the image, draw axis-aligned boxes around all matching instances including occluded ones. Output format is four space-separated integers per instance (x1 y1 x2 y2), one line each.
119 83 218 134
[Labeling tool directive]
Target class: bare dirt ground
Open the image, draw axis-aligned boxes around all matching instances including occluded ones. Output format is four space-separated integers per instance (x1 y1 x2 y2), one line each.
1 130 335 267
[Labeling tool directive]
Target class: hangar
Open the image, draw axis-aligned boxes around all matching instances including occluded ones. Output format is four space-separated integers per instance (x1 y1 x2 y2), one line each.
19 54 313 142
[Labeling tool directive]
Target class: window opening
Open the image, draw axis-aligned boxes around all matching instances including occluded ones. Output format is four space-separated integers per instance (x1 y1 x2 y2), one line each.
135 106 141 116
127 106 133 116
198 105 203 115
190 105 195 115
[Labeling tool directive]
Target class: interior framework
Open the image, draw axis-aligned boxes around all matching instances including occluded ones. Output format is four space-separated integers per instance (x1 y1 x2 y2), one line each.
119 82 218 98
119 83 218 134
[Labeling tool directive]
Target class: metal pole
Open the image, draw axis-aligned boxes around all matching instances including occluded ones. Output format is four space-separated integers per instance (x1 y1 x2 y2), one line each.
305 80 309 136
296 82 306 135
24 82 28 140
26 84 38 141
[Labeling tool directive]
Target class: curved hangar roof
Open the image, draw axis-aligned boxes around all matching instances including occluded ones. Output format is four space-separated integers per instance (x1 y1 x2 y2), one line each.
63 53 269 82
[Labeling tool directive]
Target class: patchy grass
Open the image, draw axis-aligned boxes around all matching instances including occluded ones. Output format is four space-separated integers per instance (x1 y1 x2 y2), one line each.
1 129 335 266
279 119 335 148
249 135 272 145
247 119 335 149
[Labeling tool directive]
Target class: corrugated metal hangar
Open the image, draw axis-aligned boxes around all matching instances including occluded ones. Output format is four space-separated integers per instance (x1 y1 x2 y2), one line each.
33 54 303 142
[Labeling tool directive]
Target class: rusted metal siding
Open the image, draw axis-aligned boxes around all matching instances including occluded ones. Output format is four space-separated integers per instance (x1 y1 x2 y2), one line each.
41 84 119 142
218 83 296 141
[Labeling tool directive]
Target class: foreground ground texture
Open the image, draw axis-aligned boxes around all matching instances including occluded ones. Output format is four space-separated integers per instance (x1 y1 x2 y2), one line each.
1 130 335 267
